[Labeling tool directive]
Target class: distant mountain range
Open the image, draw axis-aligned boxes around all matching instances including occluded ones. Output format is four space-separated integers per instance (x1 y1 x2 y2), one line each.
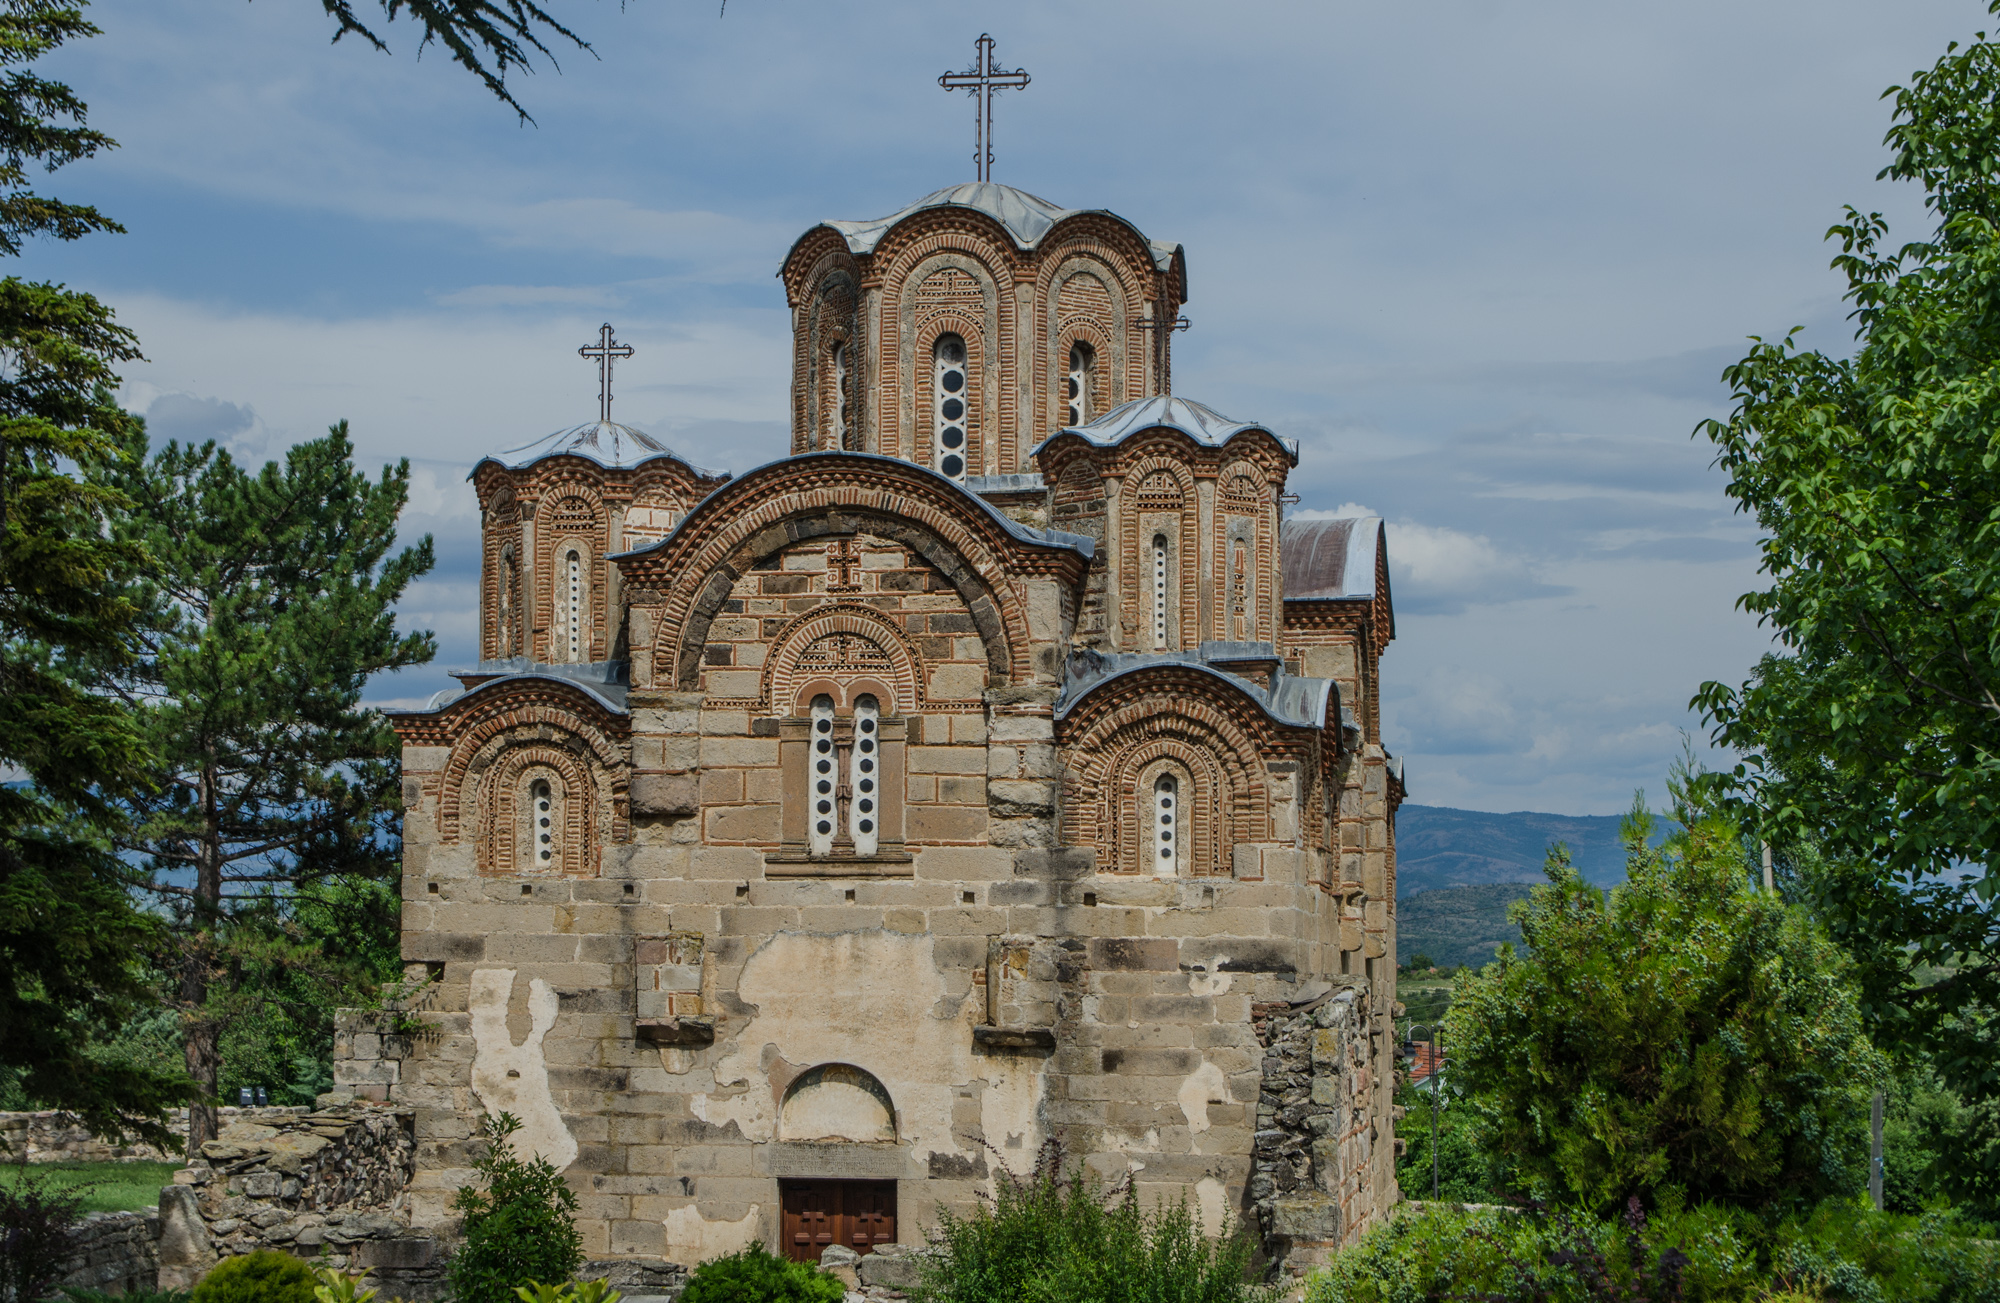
1394 804 1653 970
1396 804 1635 897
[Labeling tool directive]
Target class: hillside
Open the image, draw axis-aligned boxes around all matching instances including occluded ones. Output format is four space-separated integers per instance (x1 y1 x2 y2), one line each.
1396 804 1632 895
1397 882 1534 972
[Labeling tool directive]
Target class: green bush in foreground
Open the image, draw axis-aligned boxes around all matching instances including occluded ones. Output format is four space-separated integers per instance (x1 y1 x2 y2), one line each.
189 1250 317 1303
1306 1201 2000 1303
912 1144 1271 1303
679 1242 844 1303
448 1112 584 1303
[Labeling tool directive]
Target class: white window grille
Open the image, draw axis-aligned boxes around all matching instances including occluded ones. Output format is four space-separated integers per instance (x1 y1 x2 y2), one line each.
808 696 837 857
849 695 880 856
531 778 556 870
934 335 968 481
1153 774 1179 876
1068 342 1094 426
1152 533 1170 650
565 548 584 662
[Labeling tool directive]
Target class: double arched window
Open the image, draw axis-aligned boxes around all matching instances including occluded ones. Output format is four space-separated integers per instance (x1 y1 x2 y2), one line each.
807 693 882 858
933 335 968 481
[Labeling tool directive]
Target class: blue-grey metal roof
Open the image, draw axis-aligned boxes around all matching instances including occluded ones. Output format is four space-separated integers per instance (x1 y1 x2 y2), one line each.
387 659 630 718
1055 646 1334 731
803 183 1184 278
1030 395 1300 463
1282 517 1384 601
473 421 726 477
609 450 1095 563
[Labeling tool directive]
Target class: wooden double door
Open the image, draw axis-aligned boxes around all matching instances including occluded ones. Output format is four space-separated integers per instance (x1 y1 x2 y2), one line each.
779 1179 897 1263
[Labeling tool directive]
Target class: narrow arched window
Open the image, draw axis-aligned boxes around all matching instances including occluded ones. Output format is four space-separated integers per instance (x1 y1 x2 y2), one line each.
1152 533 1171 651
498 543 518 659
564 548 585 661
1153 774 1179 876
808 695 837 858
1231 540 1249 641
829 342 848 451
531 778 557 870
849 695 880 856
1068 342 1095 426
934 334 968 481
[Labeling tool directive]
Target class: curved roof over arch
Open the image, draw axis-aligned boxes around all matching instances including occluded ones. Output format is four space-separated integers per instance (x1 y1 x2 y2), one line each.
1030 395 1300 464
788 182 1185 279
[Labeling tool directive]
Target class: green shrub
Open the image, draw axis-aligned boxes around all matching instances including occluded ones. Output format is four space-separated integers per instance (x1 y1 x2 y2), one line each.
189 1250 317 1303
913 1142 1271 1303
678 1242 843 1303
449 1112 584 1303
1 1168 86 1303
1306 1200 2000 1303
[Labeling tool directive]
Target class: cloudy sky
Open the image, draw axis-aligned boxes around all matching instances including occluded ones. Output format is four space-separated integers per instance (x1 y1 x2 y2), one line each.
19 0 1981 814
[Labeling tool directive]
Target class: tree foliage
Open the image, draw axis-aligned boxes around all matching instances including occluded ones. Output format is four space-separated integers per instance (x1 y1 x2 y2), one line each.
1446 812 1883 1214
450 1112 585 1303
0 0 119 254
1691 1 2000 1152
88 421 433 1146
308 0 593 121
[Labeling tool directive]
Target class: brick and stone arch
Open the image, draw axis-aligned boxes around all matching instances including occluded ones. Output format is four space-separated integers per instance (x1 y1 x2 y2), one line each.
1217 461 1273 643
539 490 606 663
1060 671 1299 875
878 226 1018 469
761 603 927 716
790 247 863 454
1119 457 1197 652
479 744 592 876
905 262 992 475
478 483 523 662
1043 250 1140 434
425 686 629 875
619 456 1085 691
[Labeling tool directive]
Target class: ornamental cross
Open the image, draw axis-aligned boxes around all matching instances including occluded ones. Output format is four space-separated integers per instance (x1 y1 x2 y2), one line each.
578 323 634 424
826 537 863 592
939 34 1030 183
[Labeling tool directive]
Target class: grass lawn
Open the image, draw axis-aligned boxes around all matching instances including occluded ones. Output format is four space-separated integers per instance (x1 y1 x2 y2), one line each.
0 1160 179 1213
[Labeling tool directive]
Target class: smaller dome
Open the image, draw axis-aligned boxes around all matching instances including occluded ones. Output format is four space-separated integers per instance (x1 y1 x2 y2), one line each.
1031 395 1299 462
488 421 688 471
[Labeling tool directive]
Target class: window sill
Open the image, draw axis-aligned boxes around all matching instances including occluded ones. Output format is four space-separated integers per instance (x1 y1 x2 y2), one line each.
764 851 914 878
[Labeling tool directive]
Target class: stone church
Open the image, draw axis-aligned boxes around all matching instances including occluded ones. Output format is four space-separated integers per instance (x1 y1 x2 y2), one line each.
367 179 1405 1279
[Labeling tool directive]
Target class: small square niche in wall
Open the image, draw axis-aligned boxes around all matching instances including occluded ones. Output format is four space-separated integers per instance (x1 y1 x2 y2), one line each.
962 891 976 904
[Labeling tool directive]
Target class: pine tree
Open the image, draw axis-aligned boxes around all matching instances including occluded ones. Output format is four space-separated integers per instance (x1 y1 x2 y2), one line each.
91 422 434 1147
0 1 188 1142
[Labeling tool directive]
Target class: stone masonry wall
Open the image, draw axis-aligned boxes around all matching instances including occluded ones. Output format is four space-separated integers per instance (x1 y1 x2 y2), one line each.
56 1209 160 1297
158 1096 440 1297
1250 985 1389 1279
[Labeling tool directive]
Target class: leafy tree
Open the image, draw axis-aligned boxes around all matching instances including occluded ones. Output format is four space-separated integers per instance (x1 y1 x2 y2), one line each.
89 421 433 1147
0 0 190 1141
679 1244 844 1303
1691 3 2000 1182
450 1112 585 1303
1446 810 1883 1214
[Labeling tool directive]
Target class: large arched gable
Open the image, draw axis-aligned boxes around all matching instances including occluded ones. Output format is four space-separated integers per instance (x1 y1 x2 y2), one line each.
617 454 1086 691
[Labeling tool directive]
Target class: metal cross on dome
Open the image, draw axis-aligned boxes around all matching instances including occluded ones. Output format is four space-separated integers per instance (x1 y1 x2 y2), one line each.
578 323 634 424
939 34 1030 183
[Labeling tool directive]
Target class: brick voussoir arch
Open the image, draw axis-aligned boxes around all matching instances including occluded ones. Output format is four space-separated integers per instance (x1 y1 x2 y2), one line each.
415 682 630 848
620 454 1087 689
758 603 927 715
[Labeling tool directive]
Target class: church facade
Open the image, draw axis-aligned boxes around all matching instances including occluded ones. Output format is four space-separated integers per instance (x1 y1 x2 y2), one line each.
371 181 1404 1276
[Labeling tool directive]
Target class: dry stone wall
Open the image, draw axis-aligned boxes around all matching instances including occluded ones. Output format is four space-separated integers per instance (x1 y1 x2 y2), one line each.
158 1095 440 1297
56 1209 160 1297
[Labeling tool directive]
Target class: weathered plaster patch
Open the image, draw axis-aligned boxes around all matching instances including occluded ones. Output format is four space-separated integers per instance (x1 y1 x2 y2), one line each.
469 968 578 1171
1178 1060 1233 1140
1187 955 1234 997
717 930 1030 1167
978 1057 1041 1158
663 1202 763 1266
689 1087 774 1142
1195 1177 1229 1237
779 1063 897 1142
